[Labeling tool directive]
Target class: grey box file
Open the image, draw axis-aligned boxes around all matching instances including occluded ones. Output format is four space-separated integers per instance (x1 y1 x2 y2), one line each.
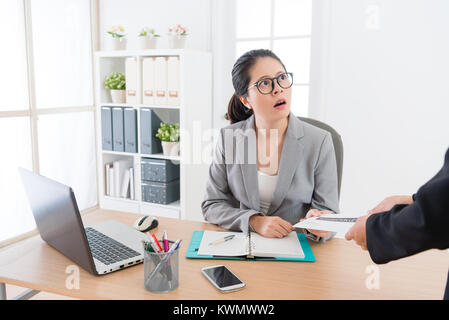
141 158 180 183
140 108 162 154
112 107 125 152
124 108 137 153
101 107 113 151
141 179 180 204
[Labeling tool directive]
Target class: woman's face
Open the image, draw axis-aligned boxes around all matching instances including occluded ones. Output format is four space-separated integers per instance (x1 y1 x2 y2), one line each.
241 57 292 123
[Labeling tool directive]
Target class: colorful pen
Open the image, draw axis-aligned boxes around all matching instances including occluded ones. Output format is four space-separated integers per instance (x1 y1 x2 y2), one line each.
151 233 163 252
148 235 162 253
170 239 182 252
162 230 169 252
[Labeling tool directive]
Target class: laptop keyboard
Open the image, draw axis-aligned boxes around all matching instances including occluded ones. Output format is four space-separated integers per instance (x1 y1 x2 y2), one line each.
85 227 141 265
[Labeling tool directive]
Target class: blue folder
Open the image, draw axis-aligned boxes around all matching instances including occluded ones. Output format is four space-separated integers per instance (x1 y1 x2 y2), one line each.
186 231 316 262
112 107 124 152
124 108 137 153
101 107 113 151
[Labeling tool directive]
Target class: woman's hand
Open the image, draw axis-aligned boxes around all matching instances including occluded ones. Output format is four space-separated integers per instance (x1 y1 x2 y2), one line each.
249 215 295 238
300 209 333 239
368 195 413 214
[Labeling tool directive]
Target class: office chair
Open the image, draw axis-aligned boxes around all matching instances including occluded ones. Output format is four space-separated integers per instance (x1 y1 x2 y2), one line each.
298 117 344 199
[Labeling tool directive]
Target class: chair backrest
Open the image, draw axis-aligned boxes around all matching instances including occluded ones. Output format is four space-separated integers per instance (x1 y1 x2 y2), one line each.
298 117 344 199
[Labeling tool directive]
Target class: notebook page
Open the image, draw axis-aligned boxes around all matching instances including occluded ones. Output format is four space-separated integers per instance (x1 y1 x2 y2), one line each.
251 231 305 258
197 231 248 256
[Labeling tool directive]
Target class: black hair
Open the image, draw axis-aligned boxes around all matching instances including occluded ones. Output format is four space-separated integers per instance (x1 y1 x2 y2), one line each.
225 49 286 124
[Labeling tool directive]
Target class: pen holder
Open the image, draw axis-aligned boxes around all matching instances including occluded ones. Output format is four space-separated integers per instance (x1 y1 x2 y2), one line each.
143 240 179 293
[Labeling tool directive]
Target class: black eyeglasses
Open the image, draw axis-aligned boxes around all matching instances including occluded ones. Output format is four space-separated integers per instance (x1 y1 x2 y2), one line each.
248 72 294 95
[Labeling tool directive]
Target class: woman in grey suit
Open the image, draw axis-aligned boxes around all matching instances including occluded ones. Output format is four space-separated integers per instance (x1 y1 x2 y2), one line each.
201 49 339 242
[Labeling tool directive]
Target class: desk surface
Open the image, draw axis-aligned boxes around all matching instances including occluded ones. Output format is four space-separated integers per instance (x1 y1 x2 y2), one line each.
0 209 447 300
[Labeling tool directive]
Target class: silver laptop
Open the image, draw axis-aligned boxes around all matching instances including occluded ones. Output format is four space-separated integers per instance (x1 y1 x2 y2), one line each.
19 168 147 275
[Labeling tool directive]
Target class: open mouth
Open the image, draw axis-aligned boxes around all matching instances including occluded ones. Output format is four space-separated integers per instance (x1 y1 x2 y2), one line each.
274 99 286 108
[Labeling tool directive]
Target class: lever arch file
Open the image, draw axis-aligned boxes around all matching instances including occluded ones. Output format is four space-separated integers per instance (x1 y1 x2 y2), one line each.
125 57 138 104
112 107 124 152
154 57 168 105
101 106 113 151
167 56 180 106
140 108 162 154
124 107 137 153
142 57 155 105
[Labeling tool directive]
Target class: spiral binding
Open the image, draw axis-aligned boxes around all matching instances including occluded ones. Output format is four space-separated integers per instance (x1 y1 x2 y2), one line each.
246 232 256 259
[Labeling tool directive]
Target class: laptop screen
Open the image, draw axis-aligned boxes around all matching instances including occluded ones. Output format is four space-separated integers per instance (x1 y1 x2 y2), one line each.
18 168 97 275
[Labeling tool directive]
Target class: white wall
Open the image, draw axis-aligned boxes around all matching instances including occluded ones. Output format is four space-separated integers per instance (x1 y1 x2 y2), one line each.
211 0 236 130
310 0 449 214
99 0 211 51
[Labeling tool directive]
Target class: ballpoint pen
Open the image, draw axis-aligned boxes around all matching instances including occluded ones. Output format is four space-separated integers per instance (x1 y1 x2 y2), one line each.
209 234 235 246
151 233 163 252
162 231 172 281
162 230 169 252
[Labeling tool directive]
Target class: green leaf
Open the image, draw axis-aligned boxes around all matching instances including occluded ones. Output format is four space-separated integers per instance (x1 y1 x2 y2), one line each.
104 72 126 90
155 122 180 141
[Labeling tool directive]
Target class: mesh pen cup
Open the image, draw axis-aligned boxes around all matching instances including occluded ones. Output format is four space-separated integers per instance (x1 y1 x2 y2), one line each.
144 240 179 293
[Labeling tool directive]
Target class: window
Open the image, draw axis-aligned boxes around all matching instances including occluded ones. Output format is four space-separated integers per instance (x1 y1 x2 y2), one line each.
235 0 312 116
0 0 97 244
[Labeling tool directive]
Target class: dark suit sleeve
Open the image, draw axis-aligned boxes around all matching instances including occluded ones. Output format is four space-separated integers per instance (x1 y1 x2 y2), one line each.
366 149 449 264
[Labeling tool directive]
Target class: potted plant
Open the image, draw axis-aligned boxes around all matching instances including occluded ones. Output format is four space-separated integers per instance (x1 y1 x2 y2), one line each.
138 27 160 49
156 123 180 156
167 24 187 49
106 25 127 50
105 72 126 103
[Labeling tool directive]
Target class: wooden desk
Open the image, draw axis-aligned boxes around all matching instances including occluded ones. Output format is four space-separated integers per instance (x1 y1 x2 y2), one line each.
0 209 447 300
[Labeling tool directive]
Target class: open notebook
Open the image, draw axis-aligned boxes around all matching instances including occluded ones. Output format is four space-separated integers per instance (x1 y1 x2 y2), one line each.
197 230 305 259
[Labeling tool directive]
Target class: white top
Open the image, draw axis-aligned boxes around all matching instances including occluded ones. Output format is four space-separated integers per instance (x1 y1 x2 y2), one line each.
257 171 278 214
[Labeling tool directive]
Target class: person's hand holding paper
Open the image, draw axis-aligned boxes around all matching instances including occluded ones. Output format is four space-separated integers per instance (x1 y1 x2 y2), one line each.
294 210 358 234
345 195 412 250
297 209 334 238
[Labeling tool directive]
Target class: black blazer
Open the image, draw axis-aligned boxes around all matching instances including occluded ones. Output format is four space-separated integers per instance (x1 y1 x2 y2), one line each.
366 147 449 300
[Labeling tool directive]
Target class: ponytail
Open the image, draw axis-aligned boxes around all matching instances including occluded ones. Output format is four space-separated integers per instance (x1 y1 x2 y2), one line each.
225 93 253 124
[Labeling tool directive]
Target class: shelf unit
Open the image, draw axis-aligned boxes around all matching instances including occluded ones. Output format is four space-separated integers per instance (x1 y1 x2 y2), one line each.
94 49 212 221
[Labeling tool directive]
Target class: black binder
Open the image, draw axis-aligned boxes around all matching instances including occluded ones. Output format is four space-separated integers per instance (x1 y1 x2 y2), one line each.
140 108 162 154
124 108 137 153
101 107 113 151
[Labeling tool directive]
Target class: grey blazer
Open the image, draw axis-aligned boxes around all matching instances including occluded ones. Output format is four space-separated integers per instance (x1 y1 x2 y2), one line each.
201 112 340 242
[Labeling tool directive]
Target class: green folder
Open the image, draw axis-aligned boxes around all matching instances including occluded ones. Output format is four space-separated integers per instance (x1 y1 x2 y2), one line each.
186 231 316 262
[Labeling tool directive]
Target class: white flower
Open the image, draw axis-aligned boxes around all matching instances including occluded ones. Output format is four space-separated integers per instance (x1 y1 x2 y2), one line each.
108 25 124 33
107 25 126 38
138 27 159 37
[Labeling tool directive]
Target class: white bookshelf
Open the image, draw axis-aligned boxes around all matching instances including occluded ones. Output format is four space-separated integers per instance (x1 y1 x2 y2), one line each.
94 49 212 221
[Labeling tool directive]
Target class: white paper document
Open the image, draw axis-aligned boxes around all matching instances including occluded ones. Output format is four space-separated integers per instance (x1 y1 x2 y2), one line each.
293 214 359 234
